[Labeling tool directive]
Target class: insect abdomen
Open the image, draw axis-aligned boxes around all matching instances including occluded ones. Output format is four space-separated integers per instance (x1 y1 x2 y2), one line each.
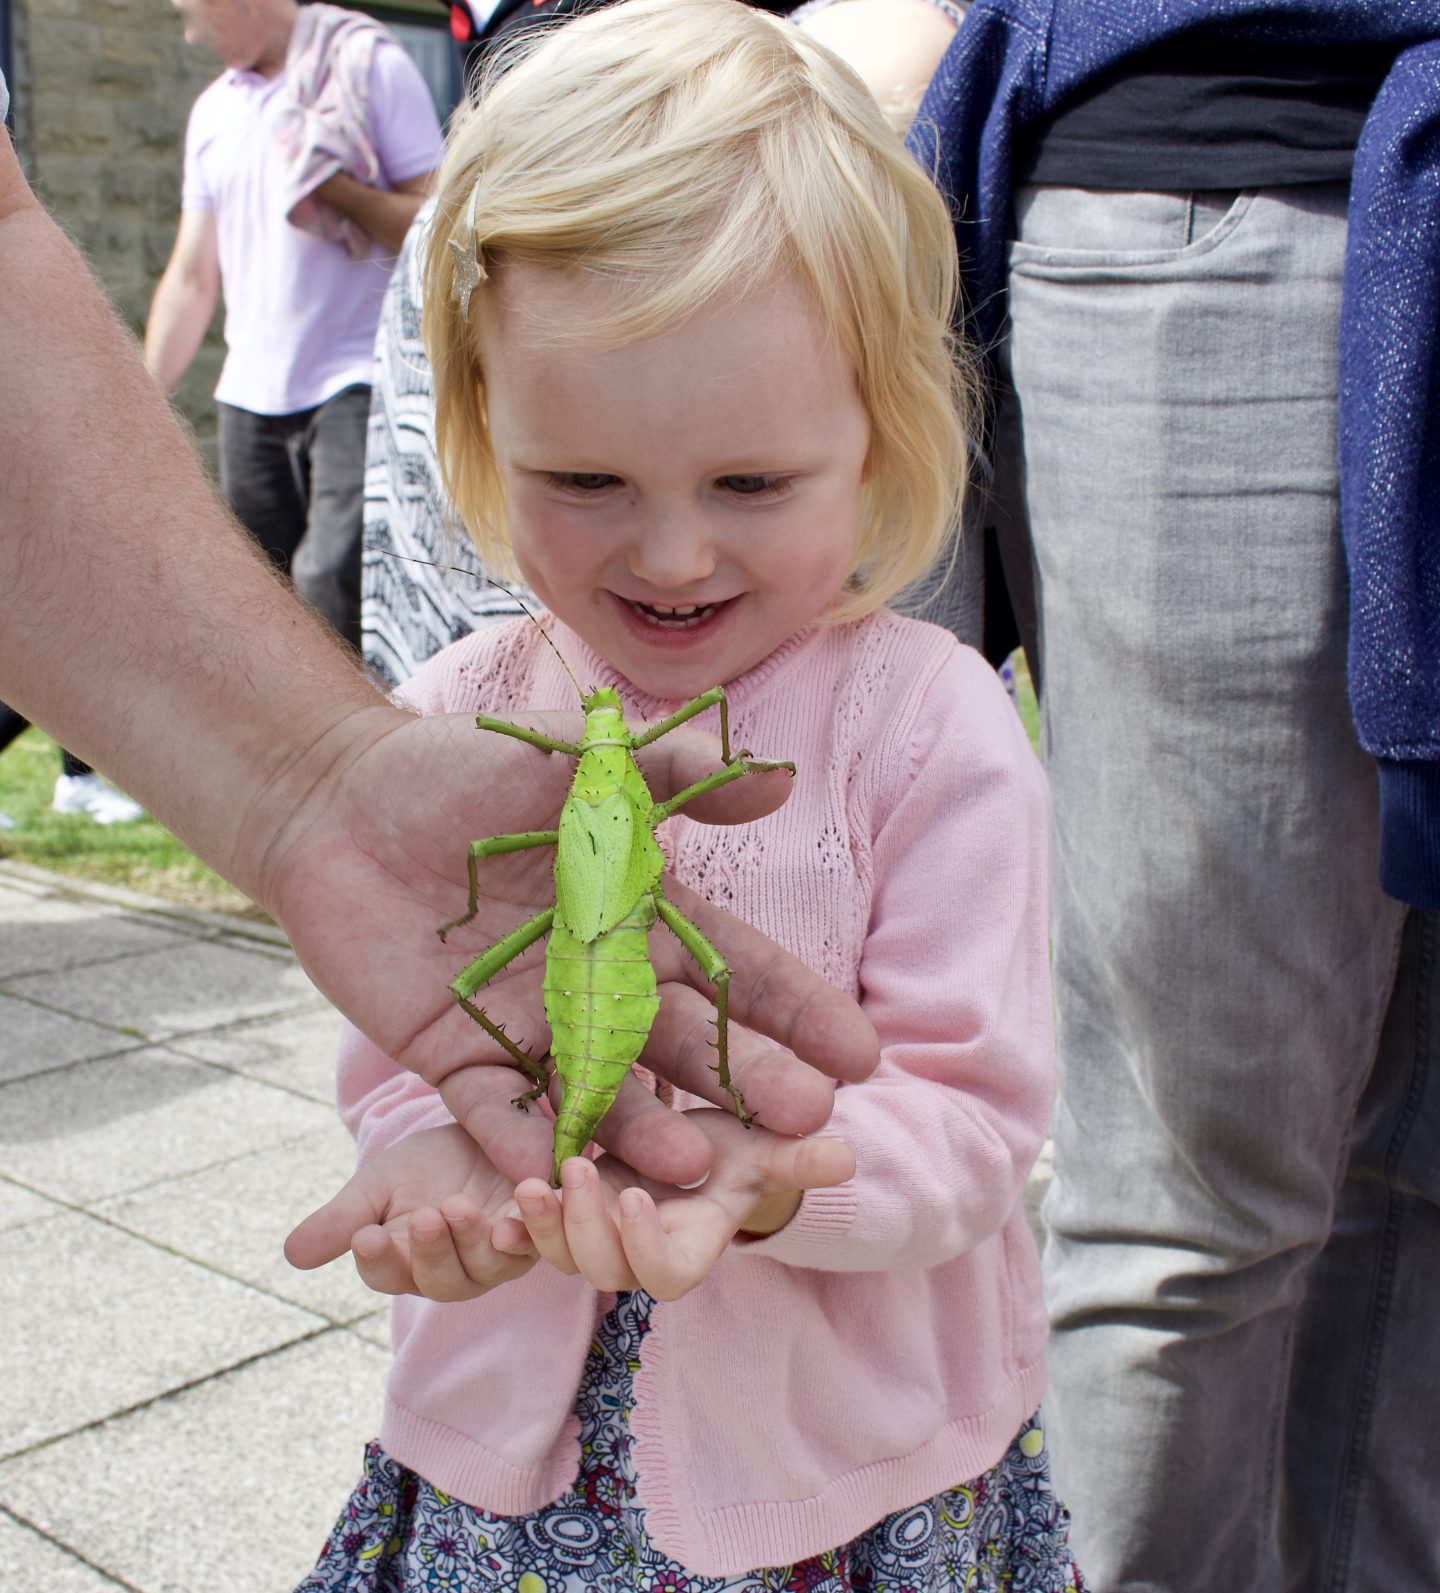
545 894 659 1181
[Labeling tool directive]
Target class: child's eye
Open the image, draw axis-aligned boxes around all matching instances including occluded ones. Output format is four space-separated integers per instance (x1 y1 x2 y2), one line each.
717 474 788 499
546 472 619 493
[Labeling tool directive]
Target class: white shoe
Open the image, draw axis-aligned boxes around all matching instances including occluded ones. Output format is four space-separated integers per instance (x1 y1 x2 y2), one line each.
52 773 144 825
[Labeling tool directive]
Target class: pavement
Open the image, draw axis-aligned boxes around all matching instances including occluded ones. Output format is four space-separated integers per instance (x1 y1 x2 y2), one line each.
0 861 384 1592
0 857 1055 1592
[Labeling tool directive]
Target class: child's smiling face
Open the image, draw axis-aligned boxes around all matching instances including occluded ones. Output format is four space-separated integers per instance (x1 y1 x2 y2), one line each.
475 266 870 701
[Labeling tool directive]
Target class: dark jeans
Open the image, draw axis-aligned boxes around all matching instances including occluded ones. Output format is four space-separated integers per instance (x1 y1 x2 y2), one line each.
218 384 370 651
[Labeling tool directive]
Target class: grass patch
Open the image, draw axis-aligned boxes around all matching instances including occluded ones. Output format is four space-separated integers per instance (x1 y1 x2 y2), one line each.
0 728 270 920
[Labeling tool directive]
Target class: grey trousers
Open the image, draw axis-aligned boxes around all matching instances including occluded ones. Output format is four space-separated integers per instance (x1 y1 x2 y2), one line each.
218 384 371 652
996 183 1440 1591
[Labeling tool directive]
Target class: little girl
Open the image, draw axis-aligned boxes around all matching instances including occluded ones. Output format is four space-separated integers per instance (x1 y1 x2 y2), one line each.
289 0 1082 1585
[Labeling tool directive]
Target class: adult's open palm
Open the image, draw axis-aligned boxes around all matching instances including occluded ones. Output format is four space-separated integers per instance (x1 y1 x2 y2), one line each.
259 706 879 1185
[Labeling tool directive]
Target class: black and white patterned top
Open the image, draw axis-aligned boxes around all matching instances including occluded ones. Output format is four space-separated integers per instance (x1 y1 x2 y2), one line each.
360 198 525 689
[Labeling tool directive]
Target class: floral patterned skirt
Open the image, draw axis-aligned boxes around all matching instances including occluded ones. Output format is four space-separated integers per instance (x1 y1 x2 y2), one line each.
296 1291 1085 1593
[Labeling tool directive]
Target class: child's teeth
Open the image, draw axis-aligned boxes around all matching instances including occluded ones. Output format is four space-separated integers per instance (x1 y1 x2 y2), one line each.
637 601 709 619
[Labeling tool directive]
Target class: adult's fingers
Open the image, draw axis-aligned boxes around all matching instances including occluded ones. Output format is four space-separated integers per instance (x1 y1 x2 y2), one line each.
441 1061 715 1187
583 1070 715 1186
682 1105 857 1199
436 1062 561 1184
654 878 879 1086
640 983 836 1136
429 977 840 1184
386 712 791 837
634 730 796 826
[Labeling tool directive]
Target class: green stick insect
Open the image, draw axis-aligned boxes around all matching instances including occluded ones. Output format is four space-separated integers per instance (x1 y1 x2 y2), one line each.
429 579 795 1187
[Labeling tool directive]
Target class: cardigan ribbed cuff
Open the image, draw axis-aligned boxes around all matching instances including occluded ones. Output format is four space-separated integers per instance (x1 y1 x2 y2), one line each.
1377 757 1440 910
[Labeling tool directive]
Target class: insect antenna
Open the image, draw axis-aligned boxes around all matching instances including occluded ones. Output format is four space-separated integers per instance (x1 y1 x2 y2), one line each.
382 550 587 701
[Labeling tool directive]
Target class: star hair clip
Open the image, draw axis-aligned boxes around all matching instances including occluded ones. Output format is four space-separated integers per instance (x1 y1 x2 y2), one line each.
447 181 486 320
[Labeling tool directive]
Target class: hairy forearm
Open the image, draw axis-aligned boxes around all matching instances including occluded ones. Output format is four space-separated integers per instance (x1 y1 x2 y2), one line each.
314 171 427 255
0 158 396 902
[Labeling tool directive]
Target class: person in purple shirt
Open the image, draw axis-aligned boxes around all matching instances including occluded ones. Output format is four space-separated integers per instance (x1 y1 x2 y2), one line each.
145 0 443 650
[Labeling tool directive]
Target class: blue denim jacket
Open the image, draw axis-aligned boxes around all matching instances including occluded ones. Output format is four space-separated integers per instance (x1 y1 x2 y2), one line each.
911 2 1440 907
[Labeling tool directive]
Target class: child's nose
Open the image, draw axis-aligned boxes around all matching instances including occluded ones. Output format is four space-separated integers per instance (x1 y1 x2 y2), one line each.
626 506 718 589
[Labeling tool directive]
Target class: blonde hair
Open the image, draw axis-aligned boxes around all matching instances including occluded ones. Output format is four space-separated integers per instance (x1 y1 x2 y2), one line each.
423 0 973 622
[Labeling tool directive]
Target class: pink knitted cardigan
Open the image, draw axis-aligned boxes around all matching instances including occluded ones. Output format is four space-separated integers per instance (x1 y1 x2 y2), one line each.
335 609 1055 1574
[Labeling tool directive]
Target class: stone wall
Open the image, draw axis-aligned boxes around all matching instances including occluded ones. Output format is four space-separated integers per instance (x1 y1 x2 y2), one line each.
14 0 224 461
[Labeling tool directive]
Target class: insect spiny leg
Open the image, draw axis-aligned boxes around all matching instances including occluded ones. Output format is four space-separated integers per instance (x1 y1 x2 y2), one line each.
456 993 551 1101
707 971 755 1127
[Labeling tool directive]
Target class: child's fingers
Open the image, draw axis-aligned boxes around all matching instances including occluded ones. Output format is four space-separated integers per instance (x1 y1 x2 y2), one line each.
554 1158 638 1291
515 1176 581 1275
489 1211 535 1256
443 1195 538 1280
405 1206 473 1300
350 1222 421 1295
284 1176 384 1270
406 1204 513 1300
616 1187 727 1302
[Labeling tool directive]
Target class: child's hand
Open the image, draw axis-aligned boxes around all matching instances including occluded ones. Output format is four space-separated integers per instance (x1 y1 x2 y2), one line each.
493 1110 854 1301
285 1124 538 1301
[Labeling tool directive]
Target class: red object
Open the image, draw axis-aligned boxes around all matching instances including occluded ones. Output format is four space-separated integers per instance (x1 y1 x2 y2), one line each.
449 2 473 40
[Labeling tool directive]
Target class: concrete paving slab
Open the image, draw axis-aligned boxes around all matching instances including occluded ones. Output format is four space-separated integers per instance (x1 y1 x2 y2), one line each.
95 1123 377 1322
0 896 198 981
0 1177 60 1231
0 1330 388 1593
0 880 51 909
0 867 60 901
168 1003 345 1105
0 1209 323 1454
347 1309 391 1350
2 936 319 1044
0 1047 336 1205
0 862 286 948
0 994 144 1084
0 1511 128 1591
